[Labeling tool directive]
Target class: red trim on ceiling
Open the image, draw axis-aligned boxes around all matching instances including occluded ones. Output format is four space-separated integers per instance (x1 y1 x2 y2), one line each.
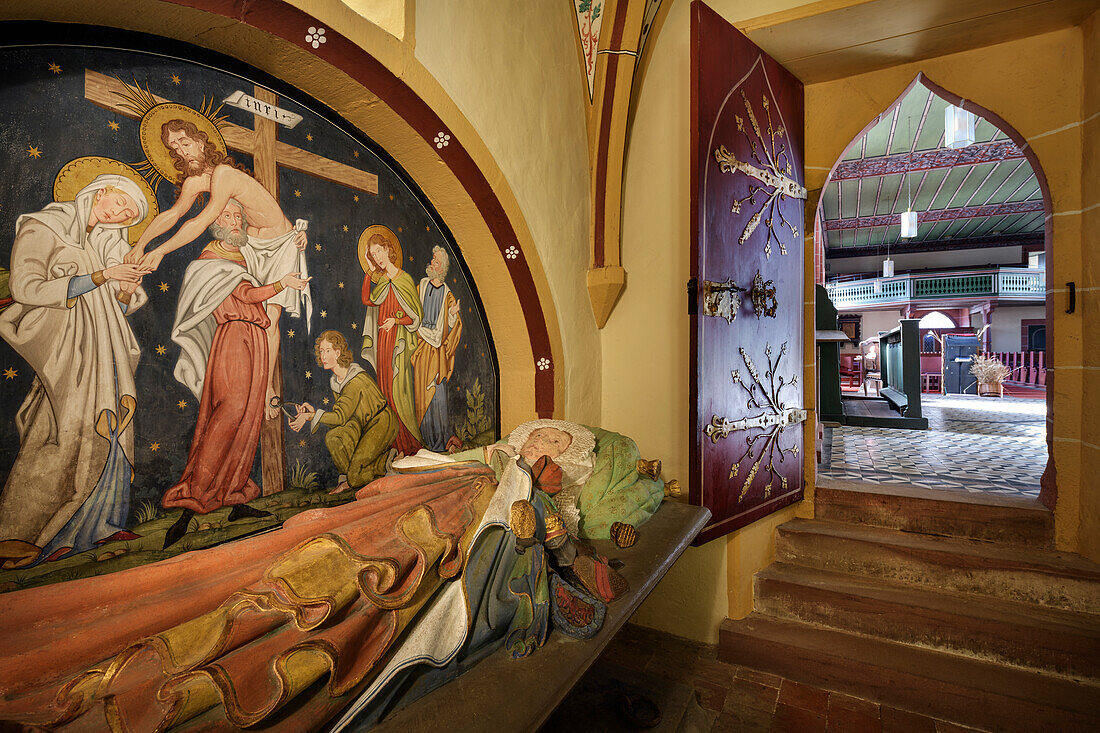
831 140 1024 181
824 199 1043 231
165 0 555 416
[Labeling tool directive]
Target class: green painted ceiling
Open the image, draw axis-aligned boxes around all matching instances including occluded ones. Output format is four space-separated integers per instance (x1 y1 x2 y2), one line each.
821 83 1043 252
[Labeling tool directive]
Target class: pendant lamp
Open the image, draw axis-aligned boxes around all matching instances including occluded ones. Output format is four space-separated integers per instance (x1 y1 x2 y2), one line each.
900 210 917 239
945 105 976 149
900 117 917 240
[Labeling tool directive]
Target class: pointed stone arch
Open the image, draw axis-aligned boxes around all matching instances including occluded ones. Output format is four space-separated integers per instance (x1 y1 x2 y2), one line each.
814 72 1056 508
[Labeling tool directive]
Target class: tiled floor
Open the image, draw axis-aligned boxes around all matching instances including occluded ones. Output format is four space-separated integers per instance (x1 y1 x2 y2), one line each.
575 624 985 732
819 394 1046 497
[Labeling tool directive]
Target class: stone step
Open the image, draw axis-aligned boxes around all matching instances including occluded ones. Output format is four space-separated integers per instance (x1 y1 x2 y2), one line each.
719 613 1100 733
755 562 1100 680
815 478 1053 548
776 519 1100 615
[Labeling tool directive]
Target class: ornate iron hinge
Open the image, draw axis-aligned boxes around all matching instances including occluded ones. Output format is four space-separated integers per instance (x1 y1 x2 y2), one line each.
704 407 806 442
699 270 777 323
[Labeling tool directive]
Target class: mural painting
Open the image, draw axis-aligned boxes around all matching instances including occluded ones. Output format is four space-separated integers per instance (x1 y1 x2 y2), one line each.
0 45 499 590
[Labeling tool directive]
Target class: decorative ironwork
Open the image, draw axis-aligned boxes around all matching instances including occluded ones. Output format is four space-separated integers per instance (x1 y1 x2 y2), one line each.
749 270 777 318
701 277 745 323
703 342 805 501
714 91 807 259
702 269 776 322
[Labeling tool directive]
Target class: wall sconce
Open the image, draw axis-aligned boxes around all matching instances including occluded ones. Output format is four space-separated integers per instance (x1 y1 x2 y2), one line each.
945 105 976 149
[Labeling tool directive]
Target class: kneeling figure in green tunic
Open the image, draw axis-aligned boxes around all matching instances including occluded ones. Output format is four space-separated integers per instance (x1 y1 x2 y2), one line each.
290 330 399 492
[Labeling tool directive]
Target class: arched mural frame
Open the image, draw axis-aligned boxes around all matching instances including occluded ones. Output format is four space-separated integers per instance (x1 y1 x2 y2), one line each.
813 72 1057 509
0 0 564 425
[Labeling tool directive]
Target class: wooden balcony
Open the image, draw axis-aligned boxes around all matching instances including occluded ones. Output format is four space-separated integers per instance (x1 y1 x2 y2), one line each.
824 267 1045 311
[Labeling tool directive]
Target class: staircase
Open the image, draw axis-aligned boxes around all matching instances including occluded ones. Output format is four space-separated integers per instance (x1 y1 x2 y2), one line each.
719 479 1100 733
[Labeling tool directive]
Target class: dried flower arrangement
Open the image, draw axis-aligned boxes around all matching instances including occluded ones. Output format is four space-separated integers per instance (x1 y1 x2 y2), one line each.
970 354 1010 385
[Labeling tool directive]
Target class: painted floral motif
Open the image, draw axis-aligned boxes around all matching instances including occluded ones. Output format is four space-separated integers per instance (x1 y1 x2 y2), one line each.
504 245 519 260
574 0 604 100
537 357 551 371
433 132 451 148
305 27 327 49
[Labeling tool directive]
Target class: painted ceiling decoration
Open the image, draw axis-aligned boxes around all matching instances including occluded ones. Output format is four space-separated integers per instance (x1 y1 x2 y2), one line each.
820 83 1043 256
574 0 605 100
637 0 663 61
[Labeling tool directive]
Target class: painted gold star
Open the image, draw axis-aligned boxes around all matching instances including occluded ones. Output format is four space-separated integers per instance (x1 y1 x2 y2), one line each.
315 243 322 251
47 63 61 74
305 370 312 379
337 281 345 289
342 225 348 232
353 150 359 158
159 282 169 292
108 120 120 131
287 329 295 338
299 439 307 447
294 190 302 198
3 367 17 379
351 322 358 330
426 225 431 232
155 345 167 355
149 442 161 452
177 399 188 409
320 309 327 317
171 74 181 85
388 194 394 201
353 195 359 202
408 255 413 262
322 397 330 405
306 133 313 141
397 227 403 233
26 146 41 159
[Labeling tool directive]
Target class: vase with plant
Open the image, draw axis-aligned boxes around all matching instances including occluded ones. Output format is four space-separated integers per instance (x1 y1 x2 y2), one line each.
970 354 1009 397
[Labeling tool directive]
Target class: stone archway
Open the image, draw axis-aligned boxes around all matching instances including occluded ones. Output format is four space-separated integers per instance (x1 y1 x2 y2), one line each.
813 72 1056 508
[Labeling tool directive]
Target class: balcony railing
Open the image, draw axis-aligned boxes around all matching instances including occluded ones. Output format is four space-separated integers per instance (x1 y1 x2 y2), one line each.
824 267 1045 310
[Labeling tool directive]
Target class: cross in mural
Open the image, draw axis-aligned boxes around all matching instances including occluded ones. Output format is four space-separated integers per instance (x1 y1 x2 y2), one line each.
84 70 379 493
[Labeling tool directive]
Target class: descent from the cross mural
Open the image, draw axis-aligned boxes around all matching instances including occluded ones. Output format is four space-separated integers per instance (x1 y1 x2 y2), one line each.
0 47 499 583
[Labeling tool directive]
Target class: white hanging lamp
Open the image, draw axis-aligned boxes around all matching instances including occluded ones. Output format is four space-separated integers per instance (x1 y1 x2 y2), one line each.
899 116 917 241
945 104 976 149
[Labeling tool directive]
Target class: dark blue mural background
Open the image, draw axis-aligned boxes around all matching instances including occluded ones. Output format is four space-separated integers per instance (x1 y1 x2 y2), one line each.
0 45 499 517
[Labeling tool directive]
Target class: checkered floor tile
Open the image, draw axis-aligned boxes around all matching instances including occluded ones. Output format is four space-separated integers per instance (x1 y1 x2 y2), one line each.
819 394 1045 498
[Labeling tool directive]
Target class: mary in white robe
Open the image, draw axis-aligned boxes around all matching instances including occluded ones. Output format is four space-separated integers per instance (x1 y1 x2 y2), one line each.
0 174 149 567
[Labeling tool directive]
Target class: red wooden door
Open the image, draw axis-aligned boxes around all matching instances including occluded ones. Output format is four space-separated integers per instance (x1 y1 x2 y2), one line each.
689 1 806 544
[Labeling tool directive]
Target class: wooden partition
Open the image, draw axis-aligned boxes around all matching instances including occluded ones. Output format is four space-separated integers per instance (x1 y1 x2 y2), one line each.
879 319 926 425
985 351 1047 387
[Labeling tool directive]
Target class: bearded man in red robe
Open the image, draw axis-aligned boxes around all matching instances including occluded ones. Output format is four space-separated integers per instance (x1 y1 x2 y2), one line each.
161 200 310 549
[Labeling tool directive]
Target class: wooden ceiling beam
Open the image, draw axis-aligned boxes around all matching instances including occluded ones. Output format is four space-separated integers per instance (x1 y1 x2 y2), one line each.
824 198 1043 231
830 140 1024 181
826 231 1043 258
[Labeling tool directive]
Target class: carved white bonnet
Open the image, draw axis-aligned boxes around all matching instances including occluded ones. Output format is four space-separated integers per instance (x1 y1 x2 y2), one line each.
506 418 595 467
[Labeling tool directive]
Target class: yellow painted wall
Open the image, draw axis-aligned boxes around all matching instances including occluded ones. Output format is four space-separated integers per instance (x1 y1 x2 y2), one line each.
612 2 1095 643
1078 9 1099 562
414 0 601 426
